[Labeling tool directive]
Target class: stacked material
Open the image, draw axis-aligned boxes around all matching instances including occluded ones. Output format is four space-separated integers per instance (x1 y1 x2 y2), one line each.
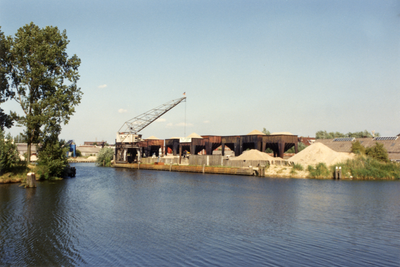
289 142 355 167
86 156 97 161
230 149 275 161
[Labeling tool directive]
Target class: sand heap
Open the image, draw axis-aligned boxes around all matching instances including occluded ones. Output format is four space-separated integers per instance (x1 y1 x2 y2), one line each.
289 142 355 167
230 149 275 161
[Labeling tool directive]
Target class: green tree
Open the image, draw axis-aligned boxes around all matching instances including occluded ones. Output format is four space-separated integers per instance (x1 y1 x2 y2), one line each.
316 130 378 139
5 22 82 164
36 134 69 179
96 147 114 167
351 140 365 155
262 128 270 135
366 142 389 163
0 27 14 130
0 130 21 175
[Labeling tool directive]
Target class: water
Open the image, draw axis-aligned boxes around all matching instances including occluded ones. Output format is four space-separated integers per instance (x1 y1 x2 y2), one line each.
1 163 399 266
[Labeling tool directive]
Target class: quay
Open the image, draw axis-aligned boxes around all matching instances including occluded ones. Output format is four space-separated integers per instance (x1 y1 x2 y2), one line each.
113 163 257 176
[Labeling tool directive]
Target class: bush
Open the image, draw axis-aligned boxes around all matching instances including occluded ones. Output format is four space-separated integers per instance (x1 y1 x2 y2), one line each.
351 140 366 155
96 147 114 167
365 142 389 163
37 138 69 179
307 163 331 178
0 131 25 175
292 163 304 171
75 149 82 157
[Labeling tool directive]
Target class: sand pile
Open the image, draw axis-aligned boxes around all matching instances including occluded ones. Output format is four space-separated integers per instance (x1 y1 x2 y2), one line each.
230 149 275 161
289 142 354 167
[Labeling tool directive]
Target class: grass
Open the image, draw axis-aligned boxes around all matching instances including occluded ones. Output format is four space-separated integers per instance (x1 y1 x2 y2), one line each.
0 164 31 182
307 163 331 179
332 156 400 179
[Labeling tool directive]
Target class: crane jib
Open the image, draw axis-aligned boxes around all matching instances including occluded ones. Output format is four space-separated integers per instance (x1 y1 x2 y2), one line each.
117 96 186 143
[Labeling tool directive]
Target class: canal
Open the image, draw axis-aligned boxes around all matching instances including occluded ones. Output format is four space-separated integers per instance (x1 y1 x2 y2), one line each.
1 163 399 266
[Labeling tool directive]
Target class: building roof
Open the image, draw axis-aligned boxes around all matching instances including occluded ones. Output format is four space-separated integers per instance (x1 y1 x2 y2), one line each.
315 137 400 161
247 130 266 135
186 132 203 138
270 132 294 136
145 136 160 140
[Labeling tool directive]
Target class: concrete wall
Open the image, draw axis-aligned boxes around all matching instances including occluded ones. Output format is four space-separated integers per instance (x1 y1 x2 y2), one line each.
139 155 291 168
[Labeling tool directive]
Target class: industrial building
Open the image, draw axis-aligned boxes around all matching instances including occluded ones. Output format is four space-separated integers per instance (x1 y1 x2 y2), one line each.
315 136 400 162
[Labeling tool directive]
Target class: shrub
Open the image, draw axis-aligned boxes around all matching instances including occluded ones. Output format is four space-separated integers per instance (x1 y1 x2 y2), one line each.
75 149 82 157
335 156 400 179
365 142 389 163
37 138 69 179
96 147 114 167
351 140 365 155
307 163 331 178
0 131 25 175
292 163 304 171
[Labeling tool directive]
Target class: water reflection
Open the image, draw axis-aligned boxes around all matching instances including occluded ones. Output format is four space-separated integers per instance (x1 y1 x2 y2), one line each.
1 164 399 266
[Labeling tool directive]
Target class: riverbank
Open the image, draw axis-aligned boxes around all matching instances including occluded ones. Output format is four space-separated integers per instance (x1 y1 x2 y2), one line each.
113 163 312 179
113 161 399 180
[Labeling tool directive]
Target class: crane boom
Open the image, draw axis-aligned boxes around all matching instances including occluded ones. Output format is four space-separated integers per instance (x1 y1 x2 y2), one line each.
118 96 186 136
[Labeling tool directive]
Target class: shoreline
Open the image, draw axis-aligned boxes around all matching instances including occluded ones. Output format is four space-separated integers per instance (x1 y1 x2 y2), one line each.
1 163 398 185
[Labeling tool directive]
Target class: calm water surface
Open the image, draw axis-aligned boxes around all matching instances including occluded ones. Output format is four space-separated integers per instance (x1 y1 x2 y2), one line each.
1 163 399 266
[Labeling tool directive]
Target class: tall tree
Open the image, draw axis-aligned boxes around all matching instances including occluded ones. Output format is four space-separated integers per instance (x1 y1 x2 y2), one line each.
6 22 82 163
0 27 13 130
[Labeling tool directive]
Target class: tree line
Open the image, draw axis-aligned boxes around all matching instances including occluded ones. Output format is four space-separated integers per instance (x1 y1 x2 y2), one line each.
315 130 380 139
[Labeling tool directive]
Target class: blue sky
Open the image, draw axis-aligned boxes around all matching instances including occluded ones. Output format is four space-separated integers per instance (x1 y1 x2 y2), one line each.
1 0 399 145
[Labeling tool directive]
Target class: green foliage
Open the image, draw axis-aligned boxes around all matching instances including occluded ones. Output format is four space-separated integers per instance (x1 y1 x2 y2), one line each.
262 128 270 135
290 163 304 174
315 131 346 139
0 27 14 130
307 163 331 178
286 142 307 153
96 147 114 167
37 137 69 179
333 156 400 179
13 133 26 143
351 140 366 155
4 22 82 163
265 148 273 153
365 142 389 163
75 149 82 157
0 130 24 175
292 163 304 171
316 130 379 139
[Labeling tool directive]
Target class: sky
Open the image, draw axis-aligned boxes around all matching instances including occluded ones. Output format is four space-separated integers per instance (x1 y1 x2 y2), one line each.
1 0 399 145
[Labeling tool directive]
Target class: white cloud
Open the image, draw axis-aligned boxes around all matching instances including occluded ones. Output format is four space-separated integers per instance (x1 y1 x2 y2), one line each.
118 108 127 113
156 118 166 122
203 120 210 123
98 84 107 89
166 123 173 128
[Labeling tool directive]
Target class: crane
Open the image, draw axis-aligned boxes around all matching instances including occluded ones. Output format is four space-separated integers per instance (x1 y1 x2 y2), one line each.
115 96 186 163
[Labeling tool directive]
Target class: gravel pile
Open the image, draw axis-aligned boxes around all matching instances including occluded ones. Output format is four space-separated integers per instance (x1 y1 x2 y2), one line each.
289 142 354 167
230 149 275 161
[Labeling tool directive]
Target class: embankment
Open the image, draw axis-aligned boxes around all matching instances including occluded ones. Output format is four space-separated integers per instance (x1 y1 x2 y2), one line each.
113 163 255 176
